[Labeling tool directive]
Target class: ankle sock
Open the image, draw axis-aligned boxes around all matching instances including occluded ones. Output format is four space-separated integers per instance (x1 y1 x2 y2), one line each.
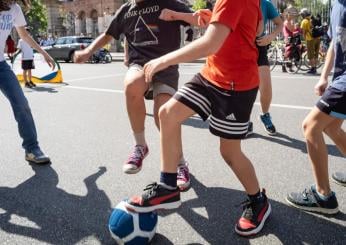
248 190 264 203
133 131 146 147
312 186 333 201
160 172 177 189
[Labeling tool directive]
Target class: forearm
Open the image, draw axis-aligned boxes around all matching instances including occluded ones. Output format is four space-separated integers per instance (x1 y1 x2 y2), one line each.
160 29 218 67
18 30 50 57
86 33 113 54
124 38 129 60
172 12 199 26
270 22 283 39
320 41 335 80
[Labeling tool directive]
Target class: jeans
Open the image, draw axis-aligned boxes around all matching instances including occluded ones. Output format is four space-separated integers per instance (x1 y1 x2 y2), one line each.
0 61 38 152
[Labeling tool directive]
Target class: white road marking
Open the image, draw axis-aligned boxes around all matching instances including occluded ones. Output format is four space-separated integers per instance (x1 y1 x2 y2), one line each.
64 85 313 111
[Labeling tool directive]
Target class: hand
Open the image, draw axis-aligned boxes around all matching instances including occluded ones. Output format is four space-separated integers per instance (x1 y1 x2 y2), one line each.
74 49 92 63
314 77 328 96
194 9 212 28
124 59 129 67
256 34 274 46
143 58 168 83
159 9 177 21
43 54 55 70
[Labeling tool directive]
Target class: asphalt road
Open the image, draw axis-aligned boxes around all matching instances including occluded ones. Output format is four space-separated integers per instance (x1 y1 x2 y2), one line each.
0 61 345 244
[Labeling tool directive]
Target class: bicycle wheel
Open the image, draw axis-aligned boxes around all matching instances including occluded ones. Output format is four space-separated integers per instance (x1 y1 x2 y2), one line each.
302 51 324 70
285 53 302 74
300 52 310 71
267 46 277 71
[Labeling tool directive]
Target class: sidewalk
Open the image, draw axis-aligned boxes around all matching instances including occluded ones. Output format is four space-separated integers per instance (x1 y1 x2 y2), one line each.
110 52 206 63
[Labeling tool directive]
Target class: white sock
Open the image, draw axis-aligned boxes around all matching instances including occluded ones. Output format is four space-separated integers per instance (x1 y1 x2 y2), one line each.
133 131 146 146
178 156 186 166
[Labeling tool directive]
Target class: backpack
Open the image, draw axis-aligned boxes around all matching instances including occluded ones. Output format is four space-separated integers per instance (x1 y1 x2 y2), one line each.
311 16 323 38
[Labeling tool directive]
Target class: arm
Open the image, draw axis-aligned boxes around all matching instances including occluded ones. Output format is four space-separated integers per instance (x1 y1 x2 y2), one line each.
143 22 230 82
16 26 55 69
256 19 264 37
256 16 283 46
315 40 334 96
74 33 113 63
159 8 212 28
123 37 129 67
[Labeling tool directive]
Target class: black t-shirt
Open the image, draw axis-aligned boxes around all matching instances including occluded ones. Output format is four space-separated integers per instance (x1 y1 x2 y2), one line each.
106 0 192 68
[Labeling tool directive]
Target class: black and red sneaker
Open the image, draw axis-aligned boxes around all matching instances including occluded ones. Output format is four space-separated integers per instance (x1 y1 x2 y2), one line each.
235 190 271 236
125 182 181 213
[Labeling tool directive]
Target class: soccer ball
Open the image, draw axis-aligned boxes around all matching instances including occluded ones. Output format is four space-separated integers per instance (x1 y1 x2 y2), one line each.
108 200 158 245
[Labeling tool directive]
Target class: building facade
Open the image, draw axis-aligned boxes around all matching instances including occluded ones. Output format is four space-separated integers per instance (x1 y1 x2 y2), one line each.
60 0 124 37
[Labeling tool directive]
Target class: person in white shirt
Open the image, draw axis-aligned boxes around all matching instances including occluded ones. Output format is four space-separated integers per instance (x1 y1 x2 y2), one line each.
0 0 55 164
17 28 35 88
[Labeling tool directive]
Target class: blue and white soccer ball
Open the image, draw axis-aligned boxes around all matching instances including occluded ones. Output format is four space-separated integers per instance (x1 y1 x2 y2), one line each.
108 200 158 245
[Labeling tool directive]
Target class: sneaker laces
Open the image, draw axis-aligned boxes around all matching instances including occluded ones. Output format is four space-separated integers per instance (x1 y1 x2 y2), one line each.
128 146 145 164
143 182 159 197
261 114 273 127
177 165 188 180
236 199 254 219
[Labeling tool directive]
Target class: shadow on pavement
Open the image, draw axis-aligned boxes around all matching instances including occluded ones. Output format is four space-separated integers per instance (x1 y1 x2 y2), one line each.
248 132 344 158
0 164 114 244
156 174 345 244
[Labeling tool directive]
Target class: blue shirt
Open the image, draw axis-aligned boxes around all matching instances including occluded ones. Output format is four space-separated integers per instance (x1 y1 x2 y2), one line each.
260 0 279 35
328 0 346 91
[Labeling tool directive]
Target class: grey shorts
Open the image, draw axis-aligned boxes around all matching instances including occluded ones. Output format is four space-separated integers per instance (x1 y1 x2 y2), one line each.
128 64 178 98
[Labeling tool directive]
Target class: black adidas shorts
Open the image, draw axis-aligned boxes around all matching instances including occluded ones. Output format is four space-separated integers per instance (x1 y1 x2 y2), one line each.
316 86 346 119
174 73 258 139
257 45 269 67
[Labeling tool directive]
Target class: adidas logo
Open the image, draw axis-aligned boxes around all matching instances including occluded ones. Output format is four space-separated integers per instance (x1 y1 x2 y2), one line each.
226 113 237 121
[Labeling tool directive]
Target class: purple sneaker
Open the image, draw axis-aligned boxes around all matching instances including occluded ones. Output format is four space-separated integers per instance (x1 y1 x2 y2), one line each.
123 145 149 174
177 162 190 191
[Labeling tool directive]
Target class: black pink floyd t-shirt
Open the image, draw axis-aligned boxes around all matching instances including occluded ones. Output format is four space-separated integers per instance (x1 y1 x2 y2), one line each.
106 0 192 69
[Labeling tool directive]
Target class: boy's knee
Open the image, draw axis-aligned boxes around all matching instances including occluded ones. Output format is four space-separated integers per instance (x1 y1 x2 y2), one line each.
124 79 144 99
158 104 179 126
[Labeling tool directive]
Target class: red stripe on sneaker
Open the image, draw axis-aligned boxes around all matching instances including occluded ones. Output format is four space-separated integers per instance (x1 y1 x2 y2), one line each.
149 192 179 205
238 217 256 229
257 203 269 222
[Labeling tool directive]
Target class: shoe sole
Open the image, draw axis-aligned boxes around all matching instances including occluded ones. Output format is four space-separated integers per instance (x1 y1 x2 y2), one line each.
125 200 181 213
123 151 148 174
258 117 277 136
235 203 272 236
285 197 339 214
331 177 346 187
25 157 51 164
178 180 191 192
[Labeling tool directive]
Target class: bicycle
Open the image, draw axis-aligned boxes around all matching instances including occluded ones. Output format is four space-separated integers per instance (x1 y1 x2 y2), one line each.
267 39 285 71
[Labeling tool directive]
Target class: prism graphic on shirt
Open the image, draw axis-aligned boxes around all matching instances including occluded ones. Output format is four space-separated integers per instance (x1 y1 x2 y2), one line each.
132 15 159 47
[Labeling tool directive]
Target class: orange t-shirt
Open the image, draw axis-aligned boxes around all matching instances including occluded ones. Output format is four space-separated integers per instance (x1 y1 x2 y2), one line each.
200 0 261 91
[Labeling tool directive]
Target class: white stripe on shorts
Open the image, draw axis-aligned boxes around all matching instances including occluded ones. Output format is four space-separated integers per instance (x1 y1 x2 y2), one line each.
209 121 248 135
210 116 249 126
177 87 211 115
180 86 211 108
210 118 249 132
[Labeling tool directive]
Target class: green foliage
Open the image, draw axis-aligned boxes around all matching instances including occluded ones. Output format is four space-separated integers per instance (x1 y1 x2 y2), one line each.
25 0 48 37
192 0 207 11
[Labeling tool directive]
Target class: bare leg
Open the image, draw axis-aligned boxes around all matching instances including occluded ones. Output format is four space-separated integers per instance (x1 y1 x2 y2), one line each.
258 66 272 114
123 69 149 135
323 119 346 156
153 93 171 130
23 70 28 83
159 98 195 173
302 107 341 195
220 138 260 195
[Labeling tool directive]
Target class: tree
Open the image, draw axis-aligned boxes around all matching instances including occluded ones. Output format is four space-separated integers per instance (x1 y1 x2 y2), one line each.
192 0 207 11
24 0 48 38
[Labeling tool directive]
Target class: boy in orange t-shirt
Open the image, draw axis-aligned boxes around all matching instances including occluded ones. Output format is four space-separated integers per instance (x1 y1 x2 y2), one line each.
126 0 271 236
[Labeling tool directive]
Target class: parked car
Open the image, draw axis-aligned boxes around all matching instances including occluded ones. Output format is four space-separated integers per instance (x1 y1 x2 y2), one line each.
43 36 94 62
